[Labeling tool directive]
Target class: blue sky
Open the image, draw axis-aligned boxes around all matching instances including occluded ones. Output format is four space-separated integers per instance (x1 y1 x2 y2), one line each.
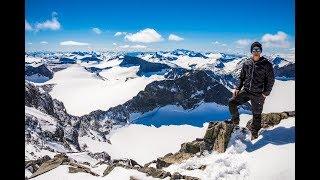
25 0 295 54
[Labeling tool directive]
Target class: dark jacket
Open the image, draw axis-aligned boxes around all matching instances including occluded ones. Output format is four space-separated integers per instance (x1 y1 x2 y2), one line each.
236 56 275 96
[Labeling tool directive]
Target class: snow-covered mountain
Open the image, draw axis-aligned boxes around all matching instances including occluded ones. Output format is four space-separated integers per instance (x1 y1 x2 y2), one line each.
25 82 116 160
25 49 295 179
25 64 54 83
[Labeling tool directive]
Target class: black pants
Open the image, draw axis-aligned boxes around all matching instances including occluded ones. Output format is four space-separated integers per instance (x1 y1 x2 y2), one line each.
228 89 266 130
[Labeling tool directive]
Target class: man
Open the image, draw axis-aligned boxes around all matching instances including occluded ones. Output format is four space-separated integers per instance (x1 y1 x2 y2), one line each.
228 42 275 140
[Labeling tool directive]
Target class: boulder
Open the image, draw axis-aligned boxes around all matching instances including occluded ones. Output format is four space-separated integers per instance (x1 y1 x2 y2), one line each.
156 152 193 169
186 164 206 171
246 111 295 129
29 153 70 178
140 166 171 179
88 151 111 162
203 121 235 153
143 160 157 168
25 155 51 173
179 138 205 154
170 172 201 180
103 158 142 176
68 163 99 176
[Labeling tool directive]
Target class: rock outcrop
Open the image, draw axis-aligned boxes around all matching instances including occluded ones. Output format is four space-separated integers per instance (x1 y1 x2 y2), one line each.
88 151 111 162
25 64 53 80
203 121 236 153
29 154 70 178
246 111 295 129
25 81 114 155
25 155 51 174
68 163 99 176
156 152 193 169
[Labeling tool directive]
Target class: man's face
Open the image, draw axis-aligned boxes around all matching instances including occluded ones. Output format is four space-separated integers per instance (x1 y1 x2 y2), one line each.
252 47 261 57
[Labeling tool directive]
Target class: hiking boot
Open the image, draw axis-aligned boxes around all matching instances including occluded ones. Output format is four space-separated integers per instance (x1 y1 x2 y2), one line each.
229 118 240 126
251 131 259 140
248 124 261 140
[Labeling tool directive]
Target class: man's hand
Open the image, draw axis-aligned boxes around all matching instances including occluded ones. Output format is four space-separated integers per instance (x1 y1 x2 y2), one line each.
233 89 239 97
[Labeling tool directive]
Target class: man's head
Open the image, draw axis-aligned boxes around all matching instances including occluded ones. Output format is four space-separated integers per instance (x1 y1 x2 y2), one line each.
251 42 262 60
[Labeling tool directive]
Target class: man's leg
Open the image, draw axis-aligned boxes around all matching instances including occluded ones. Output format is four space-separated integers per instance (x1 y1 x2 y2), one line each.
228 90 250 125
249 94 266 139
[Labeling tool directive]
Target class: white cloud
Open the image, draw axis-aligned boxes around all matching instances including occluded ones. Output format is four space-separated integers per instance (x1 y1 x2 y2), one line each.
113 43 117 45
118 44 147 49
25 20 32 31
212 41 227 47
35 12 61 31
60 41 89 46
52 11 58 17
92 28 102 34
289 47 295 51
236 39 252 46
114 32 127 36
131 44 147 49
261 31 290 48
40 41 48 44
28 42 32 45
119 44 130 48
168 34 184 41
124 28 163 43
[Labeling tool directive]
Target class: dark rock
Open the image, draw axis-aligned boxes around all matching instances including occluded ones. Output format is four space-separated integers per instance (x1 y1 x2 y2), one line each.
88 151 111 162
103 164 117 176
60 57 76 64
68 163 99 176
119 55 170 76
30 154 70 178
180 139 205 154
140 166 171 179
112 158 142 168
199 165 206 170
203 121 235 153
164 68 191 79
156 152 193 169
25 155 51 173
143 160 157 168
129 176 141 180
274 63 295 79
186 165 207 171
246 111 294 129
170 172 184 179
25 64 53 80
169 172 200 180
81 56 102 63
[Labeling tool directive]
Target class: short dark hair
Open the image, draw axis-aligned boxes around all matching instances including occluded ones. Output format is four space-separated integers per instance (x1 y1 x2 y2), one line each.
251 41 262 53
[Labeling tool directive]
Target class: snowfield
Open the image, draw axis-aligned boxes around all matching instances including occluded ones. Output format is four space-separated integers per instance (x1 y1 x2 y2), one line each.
43 64 165 116
25 106 57 133
263 80 295 113
163 116 294 180
79 124 208 165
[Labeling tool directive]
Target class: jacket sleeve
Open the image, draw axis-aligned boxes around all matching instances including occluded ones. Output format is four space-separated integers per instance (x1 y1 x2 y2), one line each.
236 64 245 90
263 63 275 96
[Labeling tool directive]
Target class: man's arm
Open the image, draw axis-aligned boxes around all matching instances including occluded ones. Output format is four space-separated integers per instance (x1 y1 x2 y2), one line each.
263 63 275 96
236 64 245 90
